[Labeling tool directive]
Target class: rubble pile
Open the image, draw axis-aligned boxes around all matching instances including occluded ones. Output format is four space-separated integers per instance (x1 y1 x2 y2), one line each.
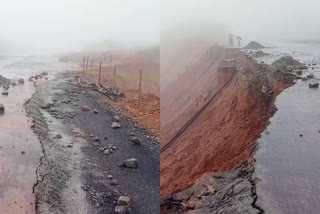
243 41 265 49
252 50 270 58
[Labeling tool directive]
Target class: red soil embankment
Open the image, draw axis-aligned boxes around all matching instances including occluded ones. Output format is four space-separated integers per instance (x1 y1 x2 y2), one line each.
160 48 289 197
160 47 229 148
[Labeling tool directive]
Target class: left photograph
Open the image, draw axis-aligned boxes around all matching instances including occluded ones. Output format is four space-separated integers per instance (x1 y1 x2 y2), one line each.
0 1 160 214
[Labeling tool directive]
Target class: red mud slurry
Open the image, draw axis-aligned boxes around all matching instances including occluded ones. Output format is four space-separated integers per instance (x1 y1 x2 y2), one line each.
0 81 41 214
160 48 289 197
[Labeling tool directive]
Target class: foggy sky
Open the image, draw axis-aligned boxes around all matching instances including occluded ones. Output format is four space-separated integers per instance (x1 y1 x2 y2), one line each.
0 0 159 54
162 0 320 45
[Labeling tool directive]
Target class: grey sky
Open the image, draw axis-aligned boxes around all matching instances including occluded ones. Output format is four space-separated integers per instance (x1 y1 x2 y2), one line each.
0 0 159 54
162 0 320 44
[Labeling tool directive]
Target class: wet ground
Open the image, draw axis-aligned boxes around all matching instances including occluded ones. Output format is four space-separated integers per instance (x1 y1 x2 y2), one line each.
254 43 320 214
0 56 159 213
0 56 73 214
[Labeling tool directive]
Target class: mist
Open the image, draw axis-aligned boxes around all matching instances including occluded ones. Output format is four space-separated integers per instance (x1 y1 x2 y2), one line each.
0 0 160 55
162 0 320 45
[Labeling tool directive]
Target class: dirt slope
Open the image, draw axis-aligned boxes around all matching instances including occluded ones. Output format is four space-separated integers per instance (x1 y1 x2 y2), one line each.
160 49 291 197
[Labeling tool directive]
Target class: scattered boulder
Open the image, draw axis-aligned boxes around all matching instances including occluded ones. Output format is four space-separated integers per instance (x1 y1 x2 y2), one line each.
307 73 314 78
111 122 121 129
309 81 319 88
115 206 127 214
0 104 4 113
2 90 8 96
80 106 91 112
103 149 110 155
252 50 269 58
18 79 24 84
298 65 308 70
93 109 99 114
130 137 141 145
110 179 118 185
112 115 120 122
243 41 265 49
93 136 100 142
117 196 131 207
120 158 138 169
55 134 62 139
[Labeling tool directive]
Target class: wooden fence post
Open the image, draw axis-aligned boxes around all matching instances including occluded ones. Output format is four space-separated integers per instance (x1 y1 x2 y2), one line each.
112 65 117 89
90 60 93 72
85 56 89 73
82 56 85 74
138 69 142 110
98 62 102 86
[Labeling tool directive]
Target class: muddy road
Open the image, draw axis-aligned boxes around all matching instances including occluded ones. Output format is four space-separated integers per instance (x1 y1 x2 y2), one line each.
0 56 159 214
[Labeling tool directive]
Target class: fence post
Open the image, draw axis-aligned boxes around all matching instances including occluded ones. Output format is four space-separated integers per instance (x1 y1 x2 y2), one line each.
112 65 117 89
91 60 93 72
98 62 102 86
82 56 85 74
138 69 142 110
99 62 102 86
85 56 89 73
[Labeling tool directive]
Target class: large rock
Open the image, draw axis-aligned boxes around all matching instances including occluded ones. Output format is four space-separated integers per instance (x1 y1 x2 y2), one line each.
2 90 8 96
271 56 304 72
130 137 141 145
112 115 120 122
18 79 24 84
117 196 131 206
115 206 127 214
252 50 269 58
121 158 138 169
309 81 319 88
111 122 121 129
0 104 4 113
80 106 91 112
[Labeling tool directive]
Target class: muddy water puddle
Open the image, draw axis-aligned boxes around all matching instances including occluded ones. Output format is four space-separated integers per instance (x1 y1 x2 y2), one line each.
255 46 320 214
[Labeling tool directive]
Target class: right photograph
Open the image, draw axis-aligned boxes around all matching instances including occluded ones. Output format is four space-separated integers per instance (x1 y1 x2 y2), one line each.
160 1 320 213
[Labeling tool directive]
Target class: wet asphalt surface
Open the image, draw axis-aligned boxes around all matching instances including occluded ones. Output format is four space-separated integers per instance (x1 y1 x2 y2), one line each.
28 71 160 214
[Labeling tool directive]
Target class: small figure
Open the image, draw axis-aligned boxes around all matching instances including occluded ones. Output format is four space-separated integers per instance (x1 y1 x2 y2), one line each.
229 34 234 47
236 36 242 47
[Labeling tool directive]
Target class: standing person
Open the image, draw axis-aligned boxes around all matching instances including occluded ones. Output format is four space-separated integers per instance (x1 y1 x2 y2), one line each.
236 36 242 47
229 34 234 47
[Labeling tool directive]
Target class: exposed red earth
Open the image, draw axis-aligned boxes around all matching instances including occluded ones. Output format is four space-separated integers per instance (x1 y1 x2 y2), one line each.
61 48 160 135
160 48 291 197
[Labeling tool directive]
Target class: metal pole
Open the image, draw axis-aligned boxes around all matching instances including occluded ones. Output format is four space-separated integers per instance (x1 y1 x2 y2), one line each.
98 62 102 86
138 69 142 110
112 65 117 89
